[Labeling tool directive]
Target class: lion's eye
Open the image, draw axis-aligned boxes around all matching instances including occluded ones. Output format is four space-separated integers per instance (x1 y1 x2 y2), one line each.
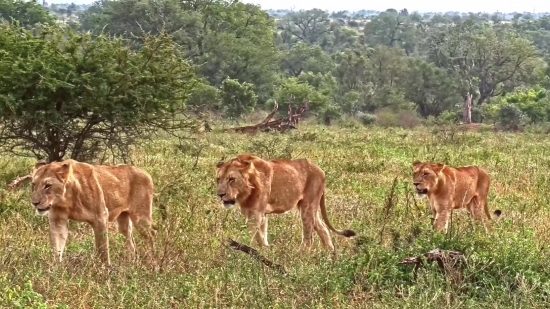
216 177 220 182
44 184 51 190
423 173 428 177
228 177 235 183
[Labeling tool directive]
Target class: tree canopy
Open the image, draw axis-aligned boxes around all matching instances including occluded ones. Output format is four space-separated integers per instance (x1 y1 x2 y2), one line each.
0 21 197 162
2 1 550 162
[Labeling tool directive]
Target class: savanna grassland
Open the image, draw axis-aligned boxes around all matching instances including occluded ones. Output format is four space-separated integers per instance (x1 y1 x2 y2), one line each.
2 121 550 308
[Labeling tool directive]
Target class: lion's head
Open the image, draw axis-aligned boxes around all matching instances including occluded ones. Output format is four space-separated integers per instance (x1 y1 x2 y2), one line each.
30 161 72 216
215 155 256 208
412 161 444 198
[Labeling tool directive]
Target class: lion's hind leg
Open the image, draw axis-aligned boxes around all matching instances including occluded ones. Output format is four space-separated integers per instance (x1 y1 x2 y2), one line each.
117 211 136 259
299 193 335 251
127 194 156 265
314 212 335 251
129 214 155 250
298 200 315 250
466 196 485 221
466 196 489 233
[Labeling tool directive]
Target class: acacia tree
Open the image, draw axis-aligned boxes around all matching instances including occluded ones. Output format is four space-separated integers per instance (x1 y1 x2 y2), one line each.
0 22 197 163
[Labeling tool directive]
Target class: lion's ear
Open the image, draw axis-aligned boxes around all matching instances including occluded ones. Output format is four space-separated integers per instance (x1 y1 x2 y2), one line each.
56 163 72 182
244 161 254 172
216 161 225 168
412 160 421 167
433 163 445 173
33 160 47 172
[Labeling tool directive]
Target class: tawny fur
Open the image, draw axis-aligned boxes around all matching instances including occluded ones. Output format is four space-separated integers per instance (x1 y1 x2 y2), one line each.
412 161 501 232
215 153 355 251
30 159 156 265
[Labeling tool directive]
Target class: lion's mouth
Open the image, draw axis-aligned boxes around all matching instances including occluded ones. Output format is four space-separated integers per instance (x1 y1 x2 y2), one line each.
223 199 236 208
415 188 428 195
36 205 51 215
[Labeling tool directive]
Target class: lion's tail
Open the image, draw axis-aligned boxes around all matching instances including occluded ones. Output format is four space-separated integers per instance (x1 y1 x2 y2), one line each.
319 192 356 237
483 200 502 220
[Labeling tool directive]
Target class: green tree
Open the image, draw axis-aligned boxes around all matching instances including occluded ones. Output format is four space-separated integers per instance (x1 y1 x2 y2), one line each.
428 22 541 123
0 0 55 27
278 9 331 46
220 78 258 119
78 0 278 104
401 57 461 117
278 42 334 77
0 23 197 162
363 10 421 55
186 80 222 114
272 77 331 116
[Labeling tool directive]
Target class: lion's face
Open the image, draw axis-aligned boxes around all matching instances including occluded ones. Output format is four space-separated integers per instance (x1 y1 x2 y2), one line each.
30 161 70 216
215 159 254 208
412 161 444 198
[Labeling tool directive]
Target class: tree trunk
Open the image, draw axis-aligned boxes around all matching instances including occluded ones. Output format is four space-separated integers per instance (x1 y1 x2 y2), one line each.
462 93 473 123
324 115 331 126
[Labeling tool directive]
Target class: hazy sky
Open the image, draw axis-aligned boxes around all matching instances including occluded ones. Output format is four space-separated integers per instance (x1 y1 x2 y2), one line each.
46 0 550 13
241 0 550 13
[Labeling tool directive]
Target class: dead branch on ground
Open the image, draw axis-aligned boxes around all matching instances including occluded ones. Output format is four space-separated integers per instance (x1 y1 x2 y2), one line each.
7 174 32 191
227 238 286 274
398 248 466 282
224 96 309 134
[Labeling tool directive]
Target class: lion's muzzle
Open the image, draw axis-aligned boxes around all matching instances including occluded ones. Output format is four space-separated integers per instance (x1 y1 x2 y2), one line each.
413 183 428 196
31 201 52 215
217 193 236 208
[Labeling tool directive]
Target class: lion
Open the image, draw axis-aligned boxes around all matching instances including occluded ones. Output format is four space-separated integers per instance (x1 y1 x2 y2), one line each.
30 159 156 265
215 153 356 251
412 161 501 232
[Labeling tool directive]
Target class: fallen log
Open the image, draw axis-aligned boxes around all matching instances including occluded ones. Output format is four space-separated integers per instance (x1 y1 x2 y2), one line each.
227 238 286 274
7 174 32 191
224 97 308 134
398 248 465 282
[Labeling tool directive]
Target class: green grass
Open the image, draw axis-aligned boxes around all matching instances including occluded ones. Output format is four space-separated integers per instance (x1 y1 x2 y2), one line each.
2 122 550 308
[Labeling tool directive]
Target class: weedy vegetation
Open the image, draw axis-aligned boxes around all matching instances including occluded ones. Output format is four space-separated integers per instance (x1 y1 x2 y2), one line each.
1 120 550 308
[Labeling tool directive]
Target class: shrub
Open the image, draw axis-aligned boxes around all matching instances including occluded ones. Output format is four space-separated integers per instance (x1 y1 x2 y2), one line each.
396 110 421 129
339 116 363 129
498 104 524 131
359 113 377 126
375 108 399 127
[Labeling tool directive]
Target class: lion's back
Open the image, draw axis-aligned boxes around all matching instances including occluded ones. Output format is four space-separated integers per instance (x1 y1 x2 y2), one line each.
447 165 490 199
93 164 153 191
70 162 153 208
269 158 325 188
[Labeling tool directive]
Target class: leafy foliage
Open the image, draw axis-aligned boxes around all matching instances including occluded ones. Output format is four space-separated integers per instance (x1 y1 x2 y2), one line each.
0 0 55 27
220 78 258 119
0 22 197 162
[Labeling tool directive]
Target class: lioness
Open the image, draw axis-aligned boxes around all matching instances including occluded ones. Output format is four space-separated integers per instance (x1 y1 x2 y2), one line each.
30 159 156 265
215 154 356 251
412 161 501 232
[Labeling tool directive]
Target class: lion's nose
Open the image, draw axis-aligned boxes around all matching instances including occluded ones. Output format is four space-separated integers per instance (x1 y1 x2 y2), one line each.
413 183 421 187
218 193 226 199
32 201 40 207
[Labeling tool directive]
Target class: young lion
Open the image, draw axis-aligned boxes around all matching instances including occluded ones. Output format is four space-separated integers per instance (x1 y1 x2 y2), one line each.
30 159 156 265
412 161 501 232
215 153 356 251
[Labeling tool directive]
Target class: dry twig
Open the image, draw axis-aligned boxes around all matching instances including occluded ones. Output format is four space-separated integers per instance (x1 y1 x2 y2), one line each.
227 238 286 274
